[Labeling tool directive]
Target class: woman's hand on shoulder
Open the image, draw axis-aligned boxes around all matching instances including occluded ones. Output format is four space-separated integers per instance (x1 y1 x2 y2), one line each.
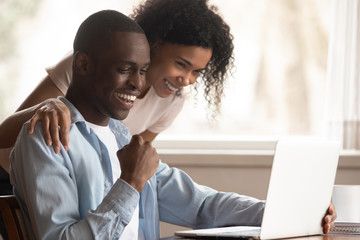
139 130 158 142
28 98 70 153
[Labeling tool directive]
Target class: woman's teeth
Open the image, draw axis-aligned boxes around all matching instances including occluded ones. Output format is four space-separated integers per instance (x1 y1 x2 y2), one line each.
165 80 178 91
118 93 136 103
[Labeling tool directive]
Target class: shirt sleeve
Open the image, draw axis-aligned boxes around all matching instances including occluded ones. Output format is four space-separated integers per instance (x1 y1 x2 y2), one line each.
147 94 185 134
155 161 265 229
10 123 139 240
45 52 73 95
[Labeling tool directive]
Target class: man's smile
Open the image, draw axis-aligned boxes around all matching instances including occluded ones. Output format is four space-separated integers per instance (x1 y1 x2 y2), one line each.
116 92 137 108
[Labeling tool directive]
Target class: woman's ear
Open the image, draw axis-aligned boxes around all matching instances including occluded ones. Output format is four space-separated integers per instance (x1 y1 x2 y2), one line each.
74 51 92 76
150 41 162 54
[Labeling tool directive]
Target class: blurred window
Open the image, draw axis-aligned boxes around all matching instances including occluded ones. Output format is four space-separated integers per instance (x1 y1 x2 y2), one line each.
0 0 331 141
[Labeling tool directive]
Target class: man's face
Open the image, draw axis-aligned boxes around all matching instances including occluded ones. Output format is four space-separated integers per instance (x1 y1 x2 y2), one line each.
87 32 150 124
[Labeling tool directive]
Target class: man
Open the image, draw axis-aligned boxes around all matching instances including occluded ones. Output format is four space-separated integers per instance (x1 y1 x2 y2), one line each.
10 10 335 240
11 10 156 239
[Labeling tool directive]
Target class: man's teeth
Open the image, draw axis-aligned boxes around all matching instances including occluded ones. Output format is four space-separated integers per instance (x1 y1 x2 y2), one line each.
165 80 178 91
118 93 136 102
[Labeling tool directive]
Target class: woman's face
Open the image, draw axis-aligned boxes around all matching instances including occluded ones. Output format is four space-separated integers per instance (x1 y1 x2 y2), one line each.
144 43 212 98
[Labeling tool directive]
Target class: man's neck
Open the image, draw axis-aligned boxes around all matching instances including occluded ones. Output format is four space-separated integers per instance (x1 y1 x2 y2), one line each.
65 90 110 126
76 104 110 126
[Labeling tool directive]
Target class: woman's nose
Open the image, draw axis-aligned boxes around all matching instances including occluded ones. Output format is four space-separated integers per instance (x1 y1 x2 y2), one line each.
177 73 195 87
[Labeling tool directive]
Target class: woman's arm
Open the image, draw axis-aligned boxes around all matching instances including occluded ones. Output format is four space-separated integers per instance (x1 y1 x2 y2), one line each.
139 130 158 142
0 75 65 148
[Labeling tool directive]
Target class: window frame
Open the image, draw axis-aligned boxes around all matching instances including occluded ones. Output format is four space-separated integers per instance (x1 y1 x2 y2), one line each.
153 138 360 168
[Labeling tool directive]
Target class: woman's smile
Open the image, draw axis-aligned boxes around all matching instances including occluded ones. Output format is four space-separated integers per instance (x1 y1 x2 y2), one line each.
164 79 179 92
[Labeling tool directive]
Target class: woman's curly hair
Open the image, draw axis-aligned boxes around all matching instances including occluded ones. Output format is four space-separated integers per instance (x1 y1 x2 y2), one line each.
130 0 234 117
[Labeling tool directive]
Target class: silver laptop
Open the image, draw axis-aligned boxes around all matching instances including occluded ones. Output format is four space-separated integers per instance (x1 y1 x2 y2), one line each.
175 137 340 239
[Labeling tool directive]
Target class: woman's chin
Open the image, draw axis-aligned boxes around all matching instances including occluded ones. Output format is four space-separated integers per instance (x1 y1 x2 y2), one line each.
154 86 174 98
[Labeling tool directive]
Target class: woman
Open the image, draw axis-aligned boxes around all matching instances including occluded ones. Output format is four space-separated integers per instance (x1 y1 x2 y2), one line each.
0 0 233 159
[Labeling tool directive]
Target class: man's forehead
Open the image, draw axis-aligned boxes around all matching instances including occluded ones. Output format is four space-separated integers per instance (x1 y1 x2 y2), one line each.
108 32 149 50
111 31 147 42
96 32 150 64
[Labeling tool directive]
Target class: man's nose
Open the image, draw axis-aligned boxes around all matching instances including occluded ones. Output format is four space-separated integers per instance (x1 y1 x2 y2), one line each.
128 72 145 90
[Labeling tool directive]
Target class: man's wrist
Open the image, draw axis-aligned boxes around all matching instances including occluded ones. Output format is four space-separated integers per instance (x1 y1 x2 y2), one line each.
120 175 145 192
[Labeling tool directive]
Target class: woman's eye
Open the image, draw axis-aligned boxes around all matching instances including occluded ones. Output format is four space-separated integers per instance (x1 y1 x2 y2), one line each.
192 71 200 77
195 69 205 76
176 61 186 68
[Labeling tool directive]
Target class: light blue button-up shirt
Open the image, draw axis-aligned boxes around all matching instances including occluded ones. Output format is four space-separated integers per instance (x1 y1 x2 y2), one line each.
10 97 265 240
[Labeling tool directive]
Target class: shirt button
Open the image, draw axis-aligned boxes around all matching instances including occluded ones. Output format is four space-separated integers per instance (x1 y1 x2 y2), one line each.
105 181 111 187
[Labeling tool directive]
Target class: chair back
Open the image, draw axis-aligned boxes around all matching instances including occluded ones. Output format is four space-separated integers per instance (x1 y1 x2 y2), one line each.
0 195 28 240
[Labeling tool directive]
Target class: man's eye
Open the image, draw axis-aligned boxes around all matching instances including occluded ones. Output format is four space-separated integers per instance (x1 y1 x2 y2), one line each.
140 69 148 75
117 68 131 73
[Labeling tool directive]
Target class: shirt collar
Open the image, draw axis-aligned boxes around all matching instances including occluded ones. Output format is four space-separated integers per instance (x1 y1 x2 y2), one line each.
58 96 92 133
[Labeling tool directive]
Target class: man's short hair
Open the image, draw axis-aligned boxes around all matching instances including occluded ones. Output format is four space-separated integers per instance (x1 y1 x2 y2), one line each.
73 10 144 54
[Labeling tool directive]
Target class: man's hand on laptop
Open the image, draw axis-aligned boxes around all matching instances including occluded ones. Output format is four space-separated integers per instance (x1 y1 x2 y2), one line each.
322 202 337 234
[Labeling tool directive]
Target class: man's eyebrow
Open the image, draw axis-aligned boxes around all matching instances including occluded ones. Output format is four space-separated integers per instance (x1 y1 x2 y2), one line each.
119 60 136 66
119 61 151 67
177 57 192 67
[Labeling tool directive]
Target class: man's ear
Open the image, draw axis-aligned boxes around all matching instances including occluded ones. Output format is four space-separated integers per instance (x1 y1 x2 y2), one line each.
74 51 91 75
